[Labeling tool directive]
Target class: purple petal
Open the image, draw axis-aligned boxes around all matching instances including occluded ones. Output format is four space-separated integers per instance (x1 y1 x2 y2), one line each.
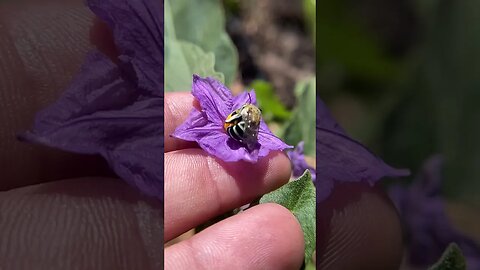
287 141 315 180
87 0 164 96
198 131 259 163
316 95 409 202
257 121 293 157
296 141 305 154
317 97 346 133
414 154 443 196
107 135 163 198
173 76 291 163
192 75 233 123
232 90 257 110
388 156 480 268
171 109 212 141
20 51 164 200
317 178 333 202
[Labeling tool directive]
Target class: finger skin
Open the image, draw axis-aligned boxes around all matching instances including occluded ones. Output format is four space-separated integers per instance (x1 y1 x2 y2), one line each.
165 203 304 270
0 178 164 270
164 149 291 241
0 0 114 190
317 182 403 269
164 92 201 152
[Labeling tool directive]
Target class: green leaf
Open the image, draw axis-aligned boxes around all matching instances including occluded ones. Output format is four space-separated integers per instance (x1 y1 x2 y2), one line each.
165 0 228 92
249 80 291 122
280 77 316 156
168 0 238 87
260 170 316 265
303 0 316 45
428 243 466 270
304 258 316 270
165 38 224 92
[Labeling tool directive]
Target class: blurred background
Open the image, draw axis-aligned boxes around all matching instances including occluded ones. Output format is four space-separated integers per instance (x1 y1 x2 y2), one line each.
318 0 480 268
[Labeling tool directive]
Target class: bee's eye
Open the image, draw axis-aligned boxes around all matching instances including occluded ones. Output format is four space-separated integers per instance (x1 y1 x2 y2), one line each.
259 108 263 112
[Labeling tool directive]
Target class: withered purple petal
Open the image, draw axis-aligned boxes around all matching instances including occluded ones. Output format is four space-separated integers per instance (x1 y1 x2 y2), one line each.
172 76 291 163
87 0 164 96
20 51 163 199
287 141 316 181
389 156 480 269
316 95 409 202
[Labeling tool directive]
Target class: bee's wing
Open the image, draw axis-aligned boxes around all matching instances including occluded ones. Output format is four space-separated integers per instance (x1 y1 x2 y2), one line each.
243 120 260 147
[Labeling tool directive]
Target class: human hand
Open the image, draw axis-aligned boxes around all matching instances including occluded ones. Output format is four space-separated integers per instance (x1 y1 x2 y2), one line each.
163 92 305 269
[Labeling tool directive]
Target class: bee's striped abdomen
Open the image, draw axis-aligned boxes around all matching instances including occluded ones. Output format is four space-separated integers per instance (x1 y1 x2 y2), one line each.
226 123 245 142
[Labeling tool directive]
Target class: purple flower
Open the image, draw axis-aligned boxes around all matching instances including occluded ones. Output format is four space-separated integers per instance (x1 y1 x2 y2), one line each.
287 141 316 181
389 155 480 269
316 95 409 202
172 75 291 163
18 0 164 200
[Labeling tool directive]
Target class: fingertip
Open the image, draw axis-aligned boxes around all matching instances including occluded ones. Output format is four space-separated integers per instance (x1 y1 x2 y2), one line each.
164 149 293 240
164 92 198 152
259 203 305 263
317 182 403 269
165 203 304 270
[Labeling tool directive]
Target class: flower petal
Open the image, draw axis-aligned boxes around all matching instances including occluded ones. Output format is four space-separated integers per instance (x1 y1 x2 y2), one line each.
192 75 233 123
19 51 164 200
316 95 409 202
232 90 257 110
287 141 315 181
198 126 259 163
87 0 164 96
173 76 291 163
257 121 293 158
171 109 211 141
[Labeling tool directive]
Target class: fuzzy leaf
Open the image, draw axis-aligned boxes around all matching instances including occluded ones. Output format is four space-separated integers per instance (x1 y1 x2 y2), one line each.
260 170 316 265
428 243 466 270
165 38 224 91
167 0 237 86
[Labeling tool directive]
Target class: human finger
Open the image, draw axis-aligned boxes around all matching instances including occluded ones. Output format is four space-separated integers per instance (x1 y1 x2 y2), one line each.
317 182 404 269
164 92 200 152
164 149 291 241
165 203 304 270
0 177 164 270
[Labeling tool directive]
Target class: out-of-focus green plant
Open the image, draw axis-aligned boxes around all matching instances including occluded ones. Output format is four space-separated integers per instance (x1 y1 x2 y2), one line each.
317 1 399 85
165 0 238 91
303 0 315 45
249 80 291 123
280 77 316 156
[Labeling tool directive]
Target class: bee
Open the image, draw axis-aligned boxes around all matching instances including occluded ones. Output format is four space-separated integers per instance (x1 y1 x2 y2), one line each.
224 102 262 150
